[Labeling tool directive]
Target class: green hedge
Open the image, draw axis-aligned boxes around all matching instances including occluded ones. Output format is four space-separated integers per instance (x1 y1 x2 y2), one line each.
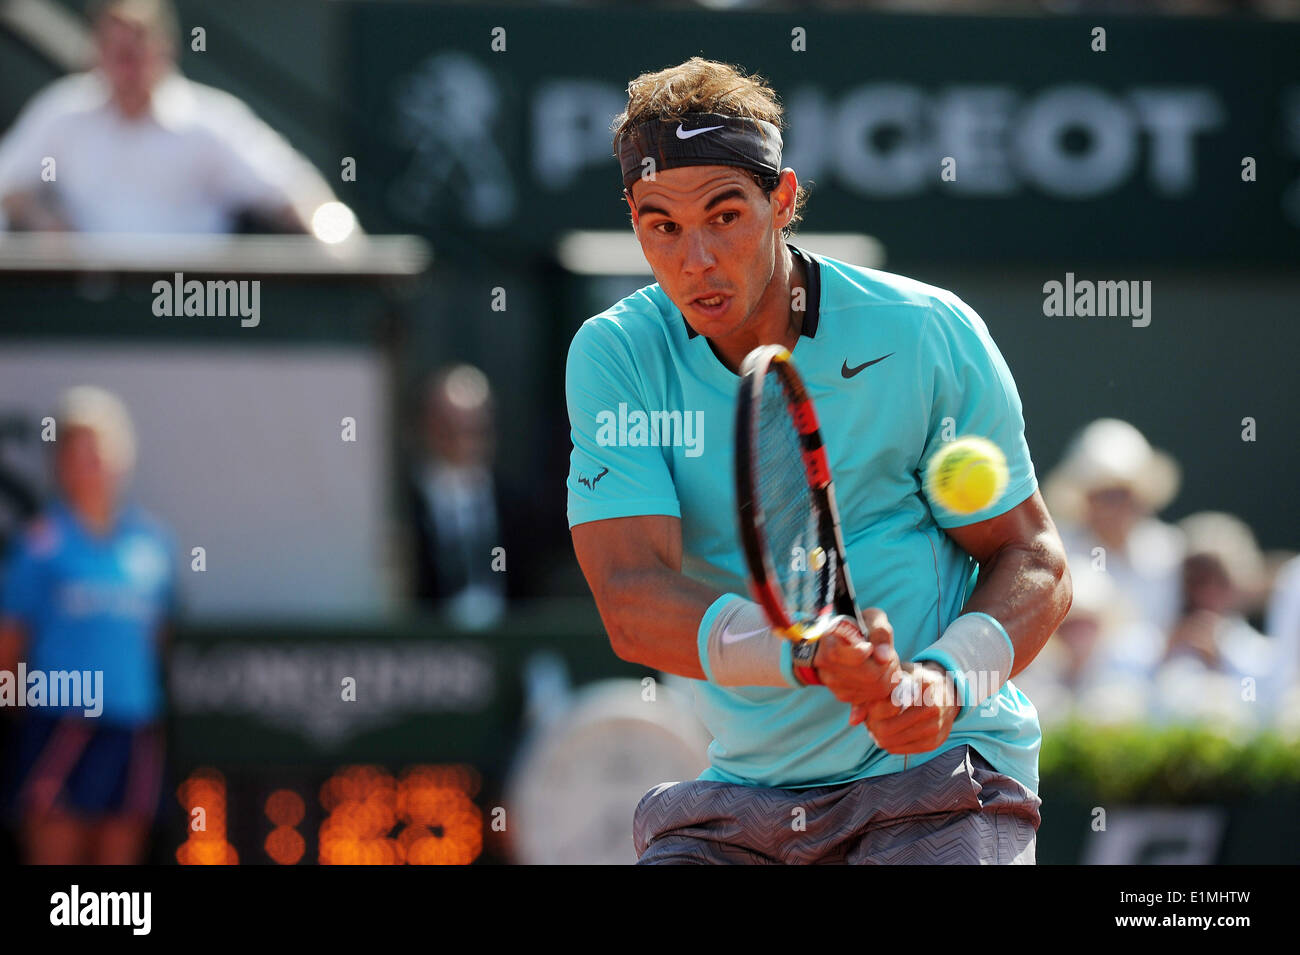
1040 721 1300 802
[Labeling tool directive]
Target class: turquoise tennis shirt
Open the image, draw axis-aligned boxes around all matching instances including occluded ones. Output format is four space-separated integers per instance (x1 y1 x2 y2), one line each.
566 243 1043 793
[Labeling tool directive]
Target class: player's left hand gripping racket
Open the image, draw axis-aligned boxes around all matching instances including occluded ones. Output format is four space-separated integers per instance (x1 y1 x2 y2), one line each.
734 344 865 643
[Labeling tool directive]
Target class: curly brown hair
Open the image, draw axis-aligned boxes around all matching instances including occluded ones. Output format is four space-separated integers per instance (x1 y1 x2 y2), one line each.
612 57 809 236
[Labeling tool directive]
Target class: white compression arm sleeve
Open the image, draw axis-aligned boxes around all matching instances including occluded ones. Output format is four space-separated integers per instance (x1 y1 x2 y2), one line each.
698 594 801 689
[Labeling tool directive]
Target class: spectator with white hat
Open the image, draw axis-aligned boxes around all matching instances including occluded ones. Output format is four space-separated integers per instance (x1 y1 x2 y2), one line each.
1012 567 1163 727
1043 418 1185 637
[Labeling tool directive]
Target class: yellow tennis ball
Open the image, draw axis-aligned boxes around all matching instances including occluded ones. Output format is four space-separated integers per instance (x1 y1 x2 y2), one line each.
925 437 1008 514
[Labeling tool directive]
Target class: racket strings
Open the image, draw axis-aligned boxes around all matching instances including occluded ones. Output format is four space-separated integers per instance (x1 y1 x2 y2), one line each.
754 374 832 623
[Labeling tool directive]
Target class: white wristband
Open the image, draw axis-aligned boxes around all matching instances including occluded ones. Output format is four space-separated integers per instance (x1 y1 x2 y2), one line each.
912 612 1014 711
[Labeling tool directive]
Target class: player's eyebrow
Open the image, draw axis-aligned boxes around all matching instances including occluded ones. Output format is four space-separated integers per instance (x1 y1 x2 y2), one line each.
637 187 749 219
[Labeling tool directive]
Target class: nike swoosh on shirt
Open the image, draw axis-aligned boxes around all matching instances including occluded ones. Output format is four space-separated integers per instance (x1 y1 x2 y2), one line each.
676 123 724 140
841 353 894 378
720 626 771 644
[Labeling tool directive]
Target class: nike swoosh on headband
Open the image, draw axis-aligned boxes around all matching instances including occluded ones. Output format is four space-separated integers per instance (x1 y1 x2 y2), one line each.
676 123 725 140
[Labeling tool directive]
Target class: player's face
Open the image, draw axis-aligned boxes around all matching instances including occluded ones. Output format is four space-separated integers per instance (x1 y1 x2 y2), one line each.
627 166 793 341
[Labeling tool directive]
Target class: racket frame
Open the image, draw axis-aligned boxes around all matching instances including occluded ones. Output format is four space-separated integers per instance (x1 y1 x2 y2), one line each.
734 344 864 642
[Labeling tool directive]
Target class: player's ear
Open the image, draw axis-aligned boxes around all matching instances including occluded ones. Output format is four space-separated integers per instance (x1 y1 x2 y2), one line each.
773 168 798 230
624 187 639 232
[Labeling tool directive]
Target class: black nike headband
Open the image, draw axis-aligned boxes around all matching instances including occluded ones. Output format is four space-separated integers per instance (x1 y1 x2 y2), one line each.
616 112 784 191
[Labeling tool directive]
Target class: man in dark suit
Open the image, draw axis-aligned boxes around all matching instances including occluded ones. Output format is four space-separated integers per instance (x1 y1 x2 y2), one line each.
407 365 514 628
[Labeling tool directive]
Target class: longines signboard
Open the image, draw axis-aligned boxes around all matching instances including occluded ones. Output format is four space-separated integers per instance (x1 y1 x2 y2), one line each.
345 6 1300 264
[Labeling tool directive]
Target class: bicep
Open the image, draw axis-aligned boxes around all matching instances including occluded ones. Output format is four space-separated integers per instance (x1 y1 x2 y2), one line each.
942 490 1063 566
571 514 682 604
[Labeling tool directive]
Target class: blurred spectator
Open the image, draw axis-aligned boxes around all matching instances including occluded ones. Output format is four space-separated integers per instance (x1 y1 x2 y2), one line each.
0 386 175 864
407 365 510 629
1014 568 1161 727
1151 511 1279 729
0 417 39 865
0 0 343 235
1267 554 1300 710
1044 418 1185 636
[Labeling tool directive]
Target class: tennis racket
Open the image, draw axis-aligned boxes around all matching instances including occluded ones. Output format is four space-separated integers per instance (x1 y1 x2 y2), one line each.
734 344 865 643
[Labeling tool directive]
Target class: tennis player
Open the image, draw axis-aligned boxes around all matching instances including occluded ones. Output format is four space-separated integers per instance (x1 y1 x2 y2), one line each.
566 58 1072 864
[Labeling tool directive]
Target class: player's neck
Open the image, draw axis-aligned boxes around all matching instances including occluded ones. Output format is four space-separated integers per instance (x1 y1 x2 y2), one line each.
710 245 805 373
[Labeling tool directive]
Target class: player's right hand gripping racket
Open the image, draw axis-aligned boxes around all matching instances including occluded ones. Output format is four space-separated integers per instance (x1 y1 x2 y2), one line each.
735 344 866 643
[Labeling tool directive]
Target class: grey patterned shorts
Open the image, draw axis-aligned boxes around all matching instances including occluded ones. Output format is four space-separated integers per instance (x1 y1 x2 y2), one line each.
633 744 1040 865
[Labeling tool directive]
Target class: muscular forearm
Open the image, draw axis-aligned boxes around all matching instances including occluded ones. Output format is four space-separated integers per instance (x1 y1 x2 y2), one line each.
574 514 805 686
595 567 724 679
960 534 1072 680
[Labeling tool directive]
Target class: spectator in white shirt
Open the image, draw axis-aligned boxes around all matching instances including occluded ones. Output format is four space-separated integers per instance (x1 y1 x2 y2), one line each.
1153 511 1279 729
0 0 341 235
1043 418 1186 638
1265 554 1300 734
1267 555 1300 701
1012 567 1163 727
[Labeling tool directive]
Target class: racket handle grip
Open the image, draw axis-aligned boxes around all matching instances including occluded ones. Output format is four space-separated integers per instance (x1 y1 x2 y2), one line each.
794 664 823 686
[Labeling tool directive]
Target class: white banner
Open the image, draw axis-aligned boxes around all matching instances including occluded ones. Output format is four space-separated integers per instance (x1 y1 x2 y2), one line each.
0 343 394 621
